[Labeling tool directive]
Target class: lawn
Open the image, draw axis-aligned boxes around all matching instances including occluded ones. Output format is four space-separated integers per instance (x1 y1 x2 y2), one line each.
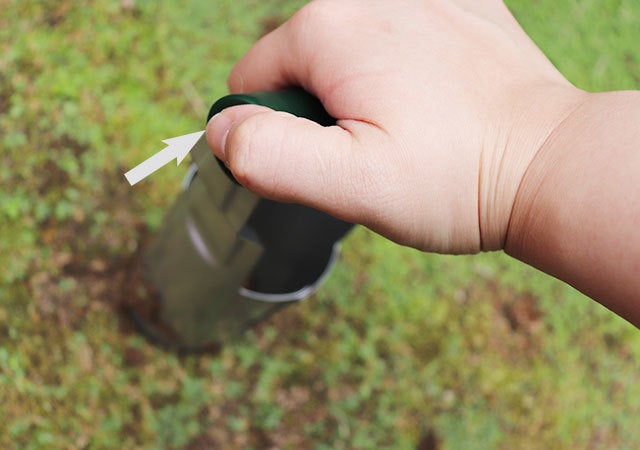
0 0 639 449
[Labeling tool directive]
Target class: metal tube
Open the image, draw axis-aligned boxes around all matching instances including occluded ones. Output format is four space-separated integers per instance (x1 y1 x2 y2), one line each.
134 89 353 351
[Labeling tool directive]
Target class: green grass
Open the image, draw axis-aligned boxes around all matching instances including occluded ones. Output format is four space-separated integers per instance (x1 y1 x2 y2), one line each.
0 0 639 448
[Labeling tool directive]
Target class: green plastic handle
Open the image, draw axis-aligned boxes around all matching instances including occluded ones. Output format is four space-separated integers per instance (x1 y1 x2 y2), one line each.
207 87 335 184
207 87 334 125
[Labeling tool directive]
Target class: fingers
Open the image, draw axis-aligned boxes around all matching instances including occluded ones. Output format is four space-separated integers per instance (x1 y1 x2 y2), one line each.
226 1 324 94
227 0 542 98
226 0 347 96
206 104 369 223
227 26 297 94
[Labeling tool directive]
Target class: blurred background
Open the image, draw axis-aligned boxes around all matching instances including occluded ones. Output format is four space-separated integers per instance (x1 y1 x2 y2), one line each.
1 0 639 448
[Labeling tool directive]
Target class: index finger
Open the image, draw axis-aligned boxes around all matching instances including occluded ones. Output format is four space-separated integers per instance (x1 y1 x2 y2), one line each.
227 14 307 94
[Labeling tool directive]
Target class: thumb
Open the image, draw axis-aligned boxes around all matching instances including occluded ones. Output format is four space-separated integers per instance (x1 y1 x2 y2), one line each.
206 104 364 222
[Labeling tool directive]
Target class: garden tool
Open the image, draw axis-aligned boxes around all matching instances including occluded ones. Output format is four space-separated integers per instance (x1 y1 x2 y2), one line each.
134 88 354 351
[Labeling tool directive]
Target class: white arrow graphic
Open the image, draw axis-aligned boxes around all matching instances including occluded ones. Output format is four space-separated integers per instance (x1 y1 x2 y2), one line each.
125 130 205 186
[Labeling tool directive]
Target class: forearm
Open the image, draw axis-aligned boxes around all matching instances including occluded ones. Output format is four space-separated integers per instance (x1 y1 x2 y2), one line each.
506 91 640 326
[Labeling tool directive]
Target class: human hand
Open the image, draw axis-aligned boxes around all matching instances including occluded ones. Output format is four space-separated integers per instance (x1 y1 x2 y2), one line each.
206 0 588 254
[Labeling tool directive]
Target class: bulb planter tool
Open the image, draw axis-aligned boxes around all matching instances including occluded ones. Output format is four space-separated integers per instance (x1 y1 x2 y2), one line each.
135 88 354 351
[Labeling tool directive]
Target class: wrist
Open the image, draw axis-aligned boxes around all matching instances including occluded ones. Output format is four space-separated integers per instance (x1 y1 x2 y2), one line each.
478 83 589 251
505 90 610 258
504 90 640 320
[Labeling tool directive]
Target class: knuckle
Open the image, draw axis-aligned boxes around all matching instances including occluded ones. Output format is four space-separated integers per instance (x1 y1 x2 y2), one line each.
226 116 261 184
288 0 355 37
226 112 287 191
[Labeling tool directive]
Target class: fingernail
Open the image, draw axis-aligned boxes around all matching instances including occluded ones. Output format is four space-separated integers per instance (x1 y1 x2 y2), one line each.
206 112 232 161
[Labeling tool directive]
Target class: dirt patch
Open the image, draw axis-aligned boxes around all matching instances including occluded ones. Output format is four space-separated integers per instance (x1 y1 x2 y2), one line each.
488 282 545 358
416 428 441 450
500 292 543 335
29 168 166 344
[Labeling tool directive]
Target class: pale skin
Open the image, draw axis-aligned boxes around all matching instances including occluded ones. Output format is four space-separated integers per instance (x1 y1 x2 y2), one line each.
206 0 640 326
